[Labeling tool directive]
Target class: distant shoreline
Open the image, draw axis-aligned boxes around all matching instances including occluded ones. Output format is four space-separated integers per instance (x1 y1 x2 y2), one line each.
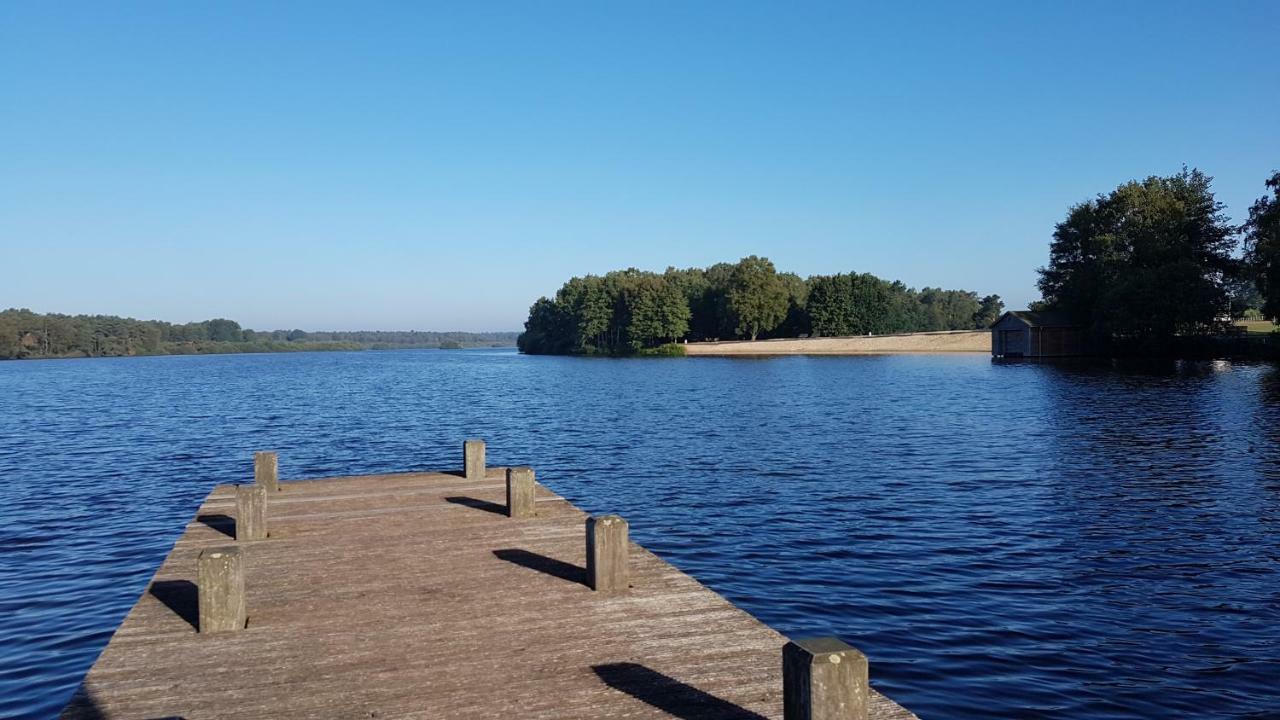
0 307 521 361
683 330 989 356
0 342 516 362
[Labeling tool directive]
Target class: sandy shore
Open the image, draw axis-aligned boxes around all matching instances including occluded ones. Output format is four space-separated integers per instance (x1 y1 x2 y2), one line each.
683 330 990 355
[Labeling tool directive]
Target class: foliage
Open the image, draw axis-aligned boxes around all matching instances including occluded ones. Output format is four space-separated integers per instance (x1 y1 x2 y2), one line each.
974 294 1005 328
637 342 687 357
518 256 996 354
804 275 990 336
807 273 891 336
0 308 518 360
1225 272 1264 318
1037 168 1238 339
1243 171 1280 319
726 255 788 341
518 268 689 354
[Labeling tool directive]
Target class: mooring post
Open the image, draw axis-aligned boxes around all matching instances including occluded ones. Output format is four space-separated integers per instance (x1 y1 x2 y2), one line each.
506 466 536 518
782 637 869 720
197 546 246 633
235 484 267 541
254 451 279 492
585 514 629 592
463 439 485 480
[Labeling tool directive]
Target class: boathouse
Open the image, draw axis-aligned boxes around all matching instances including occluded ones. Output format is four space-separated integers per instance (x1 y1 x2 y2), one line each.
990 310 1085 358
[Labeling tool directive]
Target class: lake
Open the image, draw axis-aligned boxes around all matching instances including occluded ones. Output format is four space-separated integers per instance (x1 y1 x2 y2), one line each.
1 349 1277 719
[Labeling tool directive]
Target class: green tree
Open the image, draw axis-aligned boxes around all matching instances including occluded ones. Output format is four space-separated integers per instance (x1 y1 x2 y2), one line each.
684 263 735 340
621 274 689 349
204 318 243 342
1243 171 1280 319
774 272 810 337
1037 168 1237 338
557 275 612 351
918 288 981 331
884 281 923 333
0 312 20 359
806 274 851 336
517 297 571 354
726 256 787 340
1224 273 1263 318
973 294 1004 328
807 273 900 336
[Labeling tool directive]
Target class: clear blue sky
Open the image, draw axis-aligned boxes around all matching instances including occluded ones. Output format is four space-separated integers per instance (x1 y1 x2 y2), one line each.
2 2 1276 331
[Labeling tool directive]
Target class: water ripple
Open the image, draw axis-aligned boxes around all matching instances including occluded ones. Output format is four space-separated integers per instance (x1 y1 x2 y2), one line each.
0 350 1278 718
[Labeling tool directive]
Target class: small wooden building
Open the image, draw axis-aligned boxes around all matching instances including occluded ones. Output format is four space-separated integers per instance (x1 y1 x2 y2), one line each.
990 310 1086 358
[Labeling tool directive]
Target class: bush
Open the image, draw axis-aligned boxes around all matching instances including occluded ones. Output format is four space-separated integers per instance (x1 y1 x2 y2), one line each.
637 343 687 357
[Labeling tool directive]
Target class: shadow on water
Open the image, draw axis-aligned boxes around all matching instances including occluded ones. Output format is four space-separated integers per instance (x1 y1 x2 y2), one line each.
591 662 768 720
195 513 234 538
444 496 506 515
492 548 585 585
148 580 198 631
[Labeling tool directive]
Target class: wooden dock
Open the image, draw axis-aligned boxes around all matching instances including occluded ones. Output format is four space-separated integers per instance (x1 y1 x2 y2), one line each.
62 449 918 719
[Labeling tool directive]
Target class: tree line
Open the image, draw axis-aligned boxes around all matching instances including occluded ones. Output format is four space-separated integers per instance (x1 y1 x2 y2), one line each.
517 258 1002 355
0 309 518 360
1036 167 1280 345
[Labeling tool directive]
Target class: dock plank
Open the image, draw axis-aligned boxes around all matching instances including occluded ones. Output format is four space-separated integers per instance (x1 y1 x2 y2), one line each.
63 470 917 719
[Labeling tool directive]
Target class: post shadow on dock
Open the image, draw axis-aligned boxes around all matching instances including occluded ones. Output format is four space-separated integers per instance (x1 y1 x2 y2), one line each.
443 496 507 515
592 663 768 720
148 580 199 631
492 548 586 585
195 513 234 538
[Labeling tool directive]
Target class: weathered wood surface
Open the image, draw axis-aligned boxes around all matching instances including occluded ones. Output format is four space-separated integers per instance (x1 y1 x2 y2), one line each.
63 470 917 719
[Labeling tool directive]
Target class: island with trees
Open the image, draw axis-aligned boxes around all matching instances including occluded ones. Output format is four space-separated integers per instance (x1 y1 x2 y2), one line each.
519 166 1280 358
0 310 517 360
517 257 1001 355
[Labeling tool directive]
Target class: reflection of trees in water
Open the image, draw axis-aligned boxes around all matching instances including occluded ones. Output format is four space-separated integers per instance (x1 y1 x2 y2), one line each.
1036 359 1221 459
1259 365 1280 403
1020 359 1266 542
1021 357 1280 515
1255 367 1280 472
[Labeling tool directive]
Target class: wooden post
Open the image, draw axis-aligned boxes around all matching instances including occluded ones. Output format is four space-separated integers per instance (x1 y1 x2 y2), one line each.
782 637 869 720
506 467 536 518
463 439 485 480
197 546 246 633
235 484 267 541
254 451 279 492
585 514 629 593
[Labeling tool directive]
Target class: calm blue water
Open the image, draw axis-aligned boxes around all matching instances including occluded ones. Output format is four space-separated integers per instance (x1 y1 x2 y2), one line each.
1 349 1278 719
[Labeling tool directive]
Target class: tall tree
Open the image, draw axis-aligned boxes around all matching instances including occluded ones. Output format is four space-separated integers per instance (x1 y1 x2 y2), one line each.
204 318 243 342
0 313 19 359
726 256 788 340
622 274 689 349
1243 171 1280 319
973 294 1004 328
1037 168 1237 338
774 272 810 337
517 297 570 354
805 274 854 336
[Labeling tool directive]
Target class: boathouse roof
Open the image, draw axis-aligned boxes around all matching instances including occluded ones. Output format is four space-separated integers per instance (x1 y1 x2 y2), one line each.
990 310 1079 329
